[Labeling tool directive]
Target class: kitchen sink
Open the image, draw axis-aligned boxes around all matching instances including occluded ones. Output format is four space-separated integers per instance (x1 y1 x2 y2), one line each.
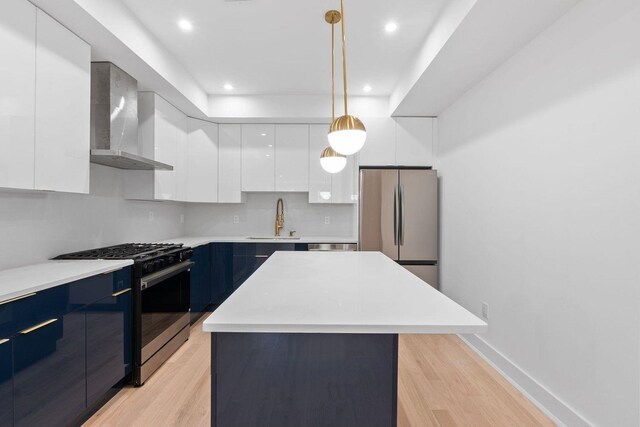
247 236 301 240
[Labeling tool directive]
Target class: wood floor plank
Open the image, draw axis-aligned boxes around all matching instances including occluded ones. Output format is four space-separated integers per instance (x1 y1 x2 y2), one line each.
83 317 555 427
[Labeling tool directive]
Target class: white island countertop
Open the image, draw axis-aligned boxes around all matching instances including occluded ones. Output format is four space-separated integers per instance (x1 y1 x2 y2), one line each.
161 236 357 248
203 251 487 334
0 259 134 303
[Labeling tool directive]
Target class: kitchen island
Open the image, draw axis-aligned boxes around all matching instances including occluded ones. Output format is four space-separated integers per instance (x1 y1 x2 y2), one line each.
203 251 487 427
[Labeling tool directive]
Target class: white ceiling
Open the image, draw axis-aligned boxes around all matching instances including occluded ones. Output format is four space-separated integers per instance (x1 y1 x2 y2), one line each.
120 0 448 96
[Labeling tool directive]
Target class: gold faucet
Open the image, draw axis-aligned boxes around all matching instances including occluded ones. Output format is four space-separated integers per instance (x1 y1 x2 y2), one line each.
275 198 285 236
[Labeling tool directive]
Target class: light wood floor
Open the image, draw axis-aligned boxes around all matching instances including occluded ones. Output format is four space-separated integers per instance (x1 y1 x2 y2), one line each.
84 316 555 427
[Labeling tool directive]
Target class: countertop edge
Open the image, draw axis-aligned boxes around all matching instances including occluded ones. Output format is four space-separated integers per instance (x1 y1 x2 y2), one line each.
0 260 134 303
160 236 358 248
202 323 488 334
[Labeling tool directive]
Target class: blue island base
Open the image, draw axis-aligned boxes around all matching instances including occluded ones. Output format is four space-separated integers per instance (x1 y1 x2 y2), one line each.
211 332 398 427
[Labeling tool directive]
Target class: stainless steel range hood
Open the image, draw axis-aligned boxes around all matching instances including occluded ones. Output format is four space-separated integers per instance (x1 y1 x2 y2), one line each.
90 62 172 171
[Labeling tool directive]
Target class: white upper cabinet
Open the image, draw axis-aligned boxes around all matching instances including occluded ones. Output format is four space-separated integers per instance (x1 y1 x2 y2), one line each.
153 94 180 200
186 118 218 203
331 155 357 204
308 125 332 203
175 112 188 202
218 124 244 203
34 9 91 194
308 125 357 204
358 117 434 167
0 0 36 190
275 125 309 192
125 93 186 201
358 117 396 167
242 124 275 192
395 117 434 167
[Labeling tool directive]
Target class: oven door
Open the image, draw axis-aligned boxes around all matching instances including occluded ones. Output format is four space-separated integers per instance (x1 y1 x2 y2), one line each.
139 261 192 365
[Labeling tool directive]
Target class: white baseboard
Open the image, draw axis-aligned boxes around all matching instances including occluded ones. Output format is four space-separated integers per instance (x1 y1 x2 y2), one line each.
458 334 592 427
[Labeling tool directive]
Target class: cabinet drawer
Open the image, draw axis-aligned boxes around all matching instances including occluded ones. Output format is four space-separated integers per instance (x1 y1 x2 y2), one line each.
68 267 131 307
232 243 296 256
2 286 67 337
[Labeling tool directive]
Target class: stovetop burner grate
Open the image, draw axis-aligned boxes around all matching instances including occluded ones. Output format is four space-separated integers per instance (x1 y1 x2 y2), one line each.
54 243 183 261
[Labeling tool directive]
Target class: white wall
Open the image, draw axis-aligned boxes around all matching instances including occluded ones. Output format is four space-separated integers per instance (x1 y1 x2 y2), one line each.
435 0 640 426
0 164 186 270
185 192 356 238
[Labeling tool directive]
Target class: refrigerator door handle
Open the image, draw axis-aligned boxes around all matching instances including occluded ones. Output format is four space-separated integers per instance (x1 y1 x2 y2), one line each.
399 184 405 245
393 186 398 246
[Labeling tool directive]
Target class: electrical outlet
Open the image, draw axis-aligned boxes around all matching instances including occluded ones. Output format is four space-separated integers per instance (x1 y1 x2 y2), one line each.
233 215 240 224
148 211 154 222
324 216 330 225
179 214 185 224
481 302 489 319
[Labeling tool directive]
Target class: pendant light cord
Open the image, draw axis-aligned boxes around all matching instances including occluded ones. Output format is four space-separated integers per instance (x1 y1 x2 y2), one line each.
331 21 335 122
340 0 348 116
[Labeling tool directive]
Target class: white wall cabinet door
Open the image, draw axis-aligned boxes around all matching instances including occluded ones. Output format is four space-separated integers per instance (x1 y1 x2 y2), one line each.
218 124 244 203
34 9 90 194
242 124 275 192
152 95 178 200
275 125 309 192
174 110 188 202
357 117 396 167
126 93 185 201
0 0 36 190
308 125 332 203
187 118 218 203
331 156 357 204
395 117 434 167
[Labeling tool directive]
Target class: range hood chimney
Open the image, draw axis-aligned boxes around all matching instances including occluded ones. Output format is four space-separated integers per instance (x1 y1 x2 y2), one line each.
90 62 172 170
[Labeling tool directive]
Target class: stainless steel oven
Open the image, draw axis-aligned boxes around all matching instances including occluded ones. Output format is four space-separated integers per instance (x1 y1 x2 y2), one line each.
137 260 192 385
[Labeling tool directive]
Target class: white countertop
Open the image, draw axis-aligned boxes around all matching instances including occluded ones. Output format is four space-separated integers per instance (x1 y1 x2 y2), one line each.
160 236 357 248
203 252 487 334
0 259 133 303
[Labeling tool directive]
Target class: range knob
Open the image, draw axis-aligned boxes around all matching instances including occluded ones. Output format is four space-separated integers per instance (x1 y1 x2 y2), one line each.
167 256 176 265
143 262 155 274
155 259 166 269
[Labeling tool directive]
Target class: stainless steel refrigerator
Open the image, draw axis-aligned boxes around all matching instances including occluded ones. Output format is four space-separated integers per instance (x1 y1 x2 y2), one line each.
358 168 439 288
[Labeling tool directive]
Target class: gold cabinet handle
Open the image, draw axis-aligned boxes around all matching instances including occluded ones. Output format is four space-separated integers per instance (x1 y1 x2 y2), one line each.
0 292 37 306
0 339 9 346
111 288 131 297
20 319 58 335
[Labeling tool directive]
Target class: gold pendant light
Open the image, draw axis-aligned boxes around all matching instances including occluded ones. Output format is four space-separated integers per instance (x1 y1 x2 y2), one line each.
327 0 366 156
320 10 347 174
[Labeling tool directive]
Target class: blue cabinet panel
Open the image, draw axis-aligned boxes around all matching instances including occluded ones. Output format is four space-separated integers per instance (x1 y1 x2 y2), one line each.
86 288 132 407
211 243 234 306
13 309 86 427
190 245 212 322
0 339 12 427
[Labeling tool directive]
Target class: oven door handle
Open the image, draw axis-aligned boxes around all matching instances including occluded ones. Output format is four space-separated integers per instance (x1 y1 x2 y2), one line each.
141 261 194 290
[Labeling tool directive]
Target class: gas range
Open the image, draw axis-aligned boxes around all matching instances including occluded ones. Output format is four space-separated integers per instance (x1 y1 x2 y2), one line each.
55 243 194 386
55 243 193 276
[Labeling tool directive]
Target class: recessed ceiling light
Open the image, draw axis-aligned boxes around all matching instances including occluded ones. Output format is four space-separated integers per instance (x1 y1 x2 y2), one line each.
261 133 267 137
178 19 193 32
384 22 398 33
363 85 372 93
223 83 234 91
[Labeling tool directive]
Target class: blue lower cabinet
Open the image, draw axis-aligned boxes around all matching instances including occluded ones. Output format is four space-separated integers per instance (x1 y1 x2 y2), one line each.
190 245 212 322
86 288 132 407
13 309 86 427
0 338 12 427
211 243 234 306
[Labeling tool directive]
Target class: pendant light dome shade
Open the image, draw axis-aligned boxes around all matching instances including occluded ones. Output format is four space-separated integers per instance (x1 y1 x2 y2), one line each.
328 114 367 155
320 146 347 173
